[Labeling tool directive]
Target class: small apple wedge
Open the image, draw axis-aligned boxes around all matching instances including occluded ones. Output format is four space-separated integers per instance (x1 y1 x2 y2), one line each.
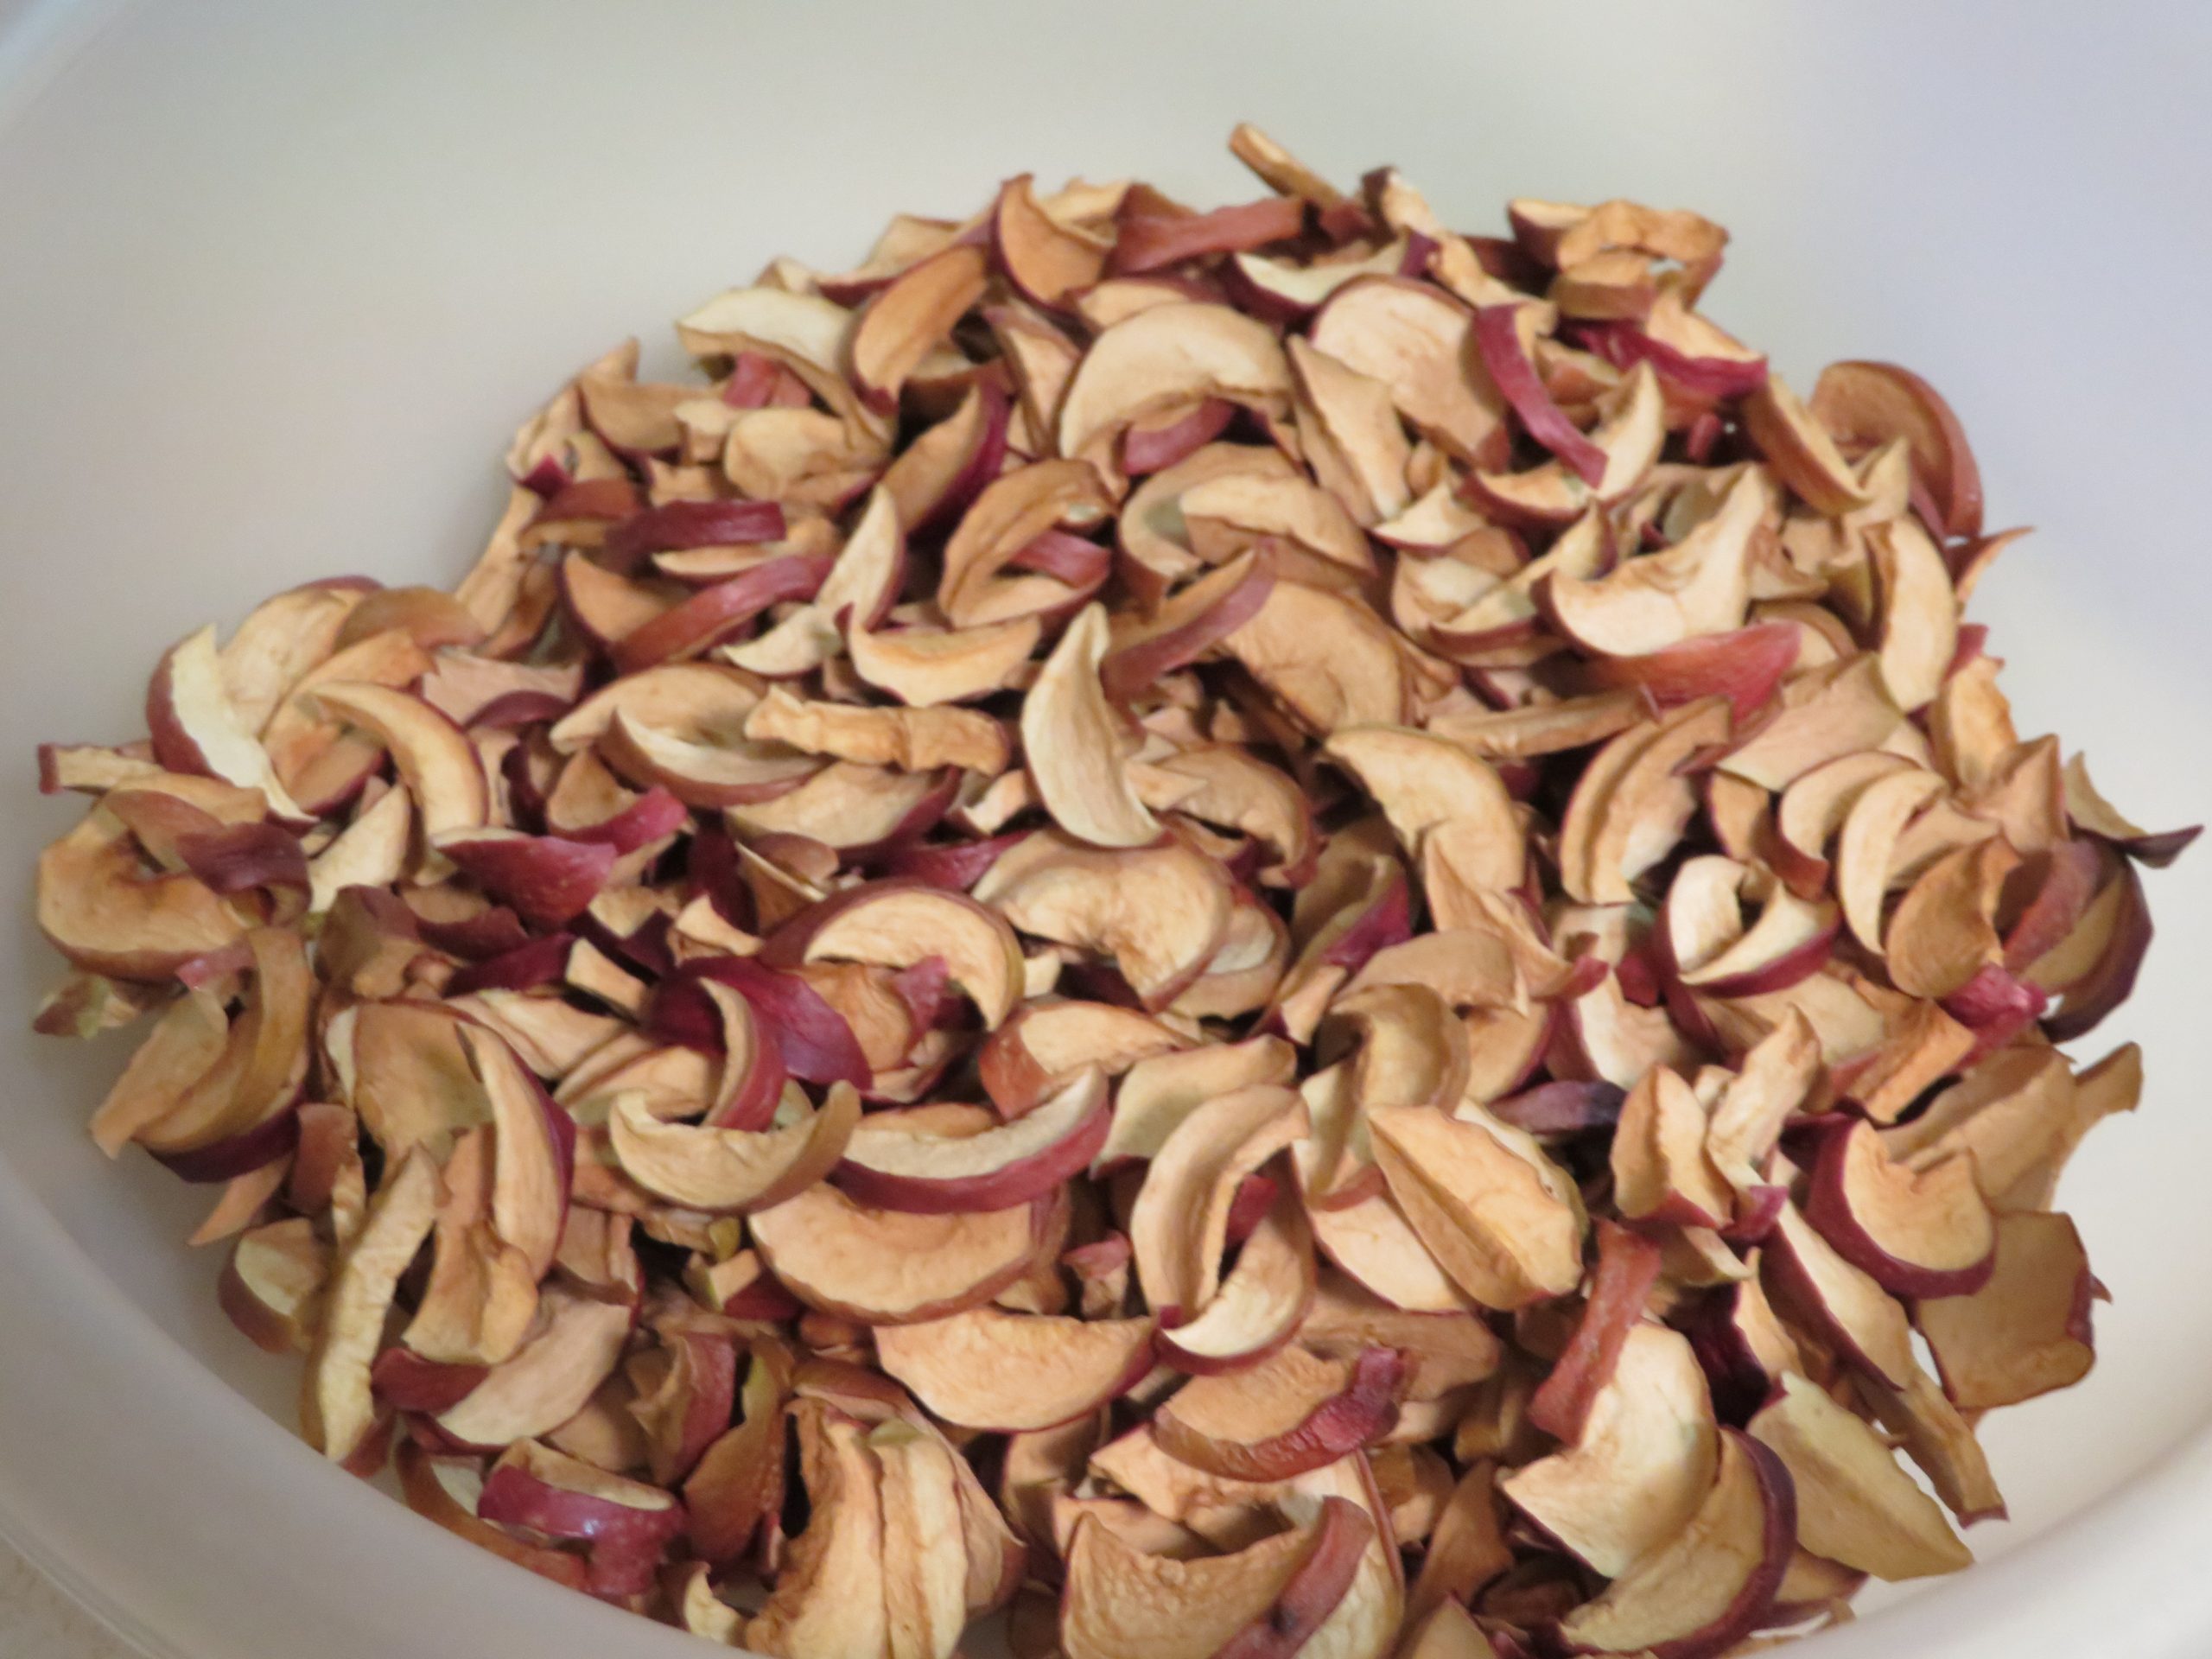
1805 1120 1994 1299
750 1181 1043 1324
1750 1372 1971 1581
1742 372 1870 517
835 1070 1109 1213
1158 1189 1317 1374
850 245 990 414
308 682 489 841
607 1082 857 1212
1808 359 1983 537
1763 1202 1918 1387
433 1283 634 1451
477 1439 685 1549
1154 1345 1404 1481
1058 302 1293 482
875 1305 1155 1432
1916 1211 2097 1410
1551 1430 1794 1659
1611 1067 1734 1230
1129 1082 1307 1318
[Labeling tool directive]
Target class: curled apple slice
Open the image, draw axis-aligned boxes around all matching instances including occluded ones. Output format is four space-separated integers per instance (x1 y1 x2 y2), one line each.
1158 1190 1316 1375
308 682 488 841
1058 302 1293 480
1743 372 1871 517
1916 1211 2097 1411
301 1148 443 1464
1763 1202 1917 1387
1309 277 1503 463
219 1217 330 1355
1546 468 1761 657
458 1025 574 1279
1503 1325 1718 1578
850 245 989 413
1023 602 1160 849
1467 363 1663 525
1131 1083 1307 1319
607 1083 856 1213
768 880 1026 1031
36 808 245 982
746 1402 893 1659
1154 1345 1404 1481
433 1283 633 1452
1751 1372 1970 1582
872 1420 971 1659
849 613 1040 708
1611 1067 1733 1230
982 1000 1187 1118
1368 1103 1583 1310
1809 359 1983 537
1528 1219 1665 1443
145 625 310 822
1805 1120 1993 1299
875 1305 1154 1432
1062 1495 1371 1659
751 1180 1042 1324
478 1439 685 1548
1552 1430 1794 1659
836 1070 1108 1213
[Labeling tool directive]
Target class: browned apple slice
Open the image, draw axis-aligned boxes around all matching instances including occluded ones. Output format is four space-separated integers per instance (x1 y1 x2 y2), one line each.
975 831 1234 1009
746 1401 892 1659
767 880 1026 1029
1552 1430 1794 1659
1503 1325 1718 1578
1742 372 1871 516
1323 725 1522 891
1809 359 1983 537
1368 1104 1583 1309
1718 655 1904 791
607 1083 857 1213
1058 302 1293 482
1061 1494 1369 1659
1223 579 1411 735
1309 277 1503 464
1763 1202 1917 1387
300 1148 442 1464
1153 1345 1404 1481
308 682 489 841
836 1070 1108 1213
36 808 245 982
1546 468 1761 656
751 1179 1043 1323
1805 1119 1993 1299
1158 1190 1316 1373
2060 752 2202 867
744 687 1008 774
433 1282 633 1451
1750 1371 1970 1581
1916 1211 2096 1410
1023 601 1160 849
1097 1034 1298 1170
1130 1083 1306 1318
875 1305 1155 1432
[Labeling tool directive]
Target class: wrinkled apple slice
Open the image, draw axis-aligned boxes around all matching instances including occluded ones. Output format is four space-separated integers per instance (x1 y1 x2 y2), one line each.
1805 1120 1993 1298
1022 602 1160 849
1130 1083 1307 1318
1751 1372 1970 1581
1158 1191 1316 1374
1611 1066 1733 1230
1764 1203 1917 1387
769 880 1025 1029
849 613 1040 708
875 1305 1154 1432
1309 278 1503 463
872 1420 970 1659
751 1179 1042 1324
607 1083 857 1213
1552 1430 1794 1659
1547 468 1761 656
1503 1325 1718 1578
1468 363 1664 525
1154 1345 1404 1481
1058 302 1293 480
433 1282 633 1451
746 1402 892 1659
1369 1104 1584 1309
1917 1211 2097 1410
836 1070 1108 1213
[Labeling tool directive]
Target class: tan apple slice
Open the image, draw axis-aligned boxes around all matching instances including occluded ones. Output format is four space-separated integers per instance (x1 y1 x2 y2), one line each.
308 682 489 840
1468 363 1665 525
750 1181 1040 1323
1809 359 1983 537
432 1281 632 1450
1611 1066 1734 1230
1751 1371 1970 1581
1853 1363 2007 1526
849 613 1041 707
1502 1325 1718 1578
219 1217 330 1355
677 284 889 443
1286 336 1414 526
980 1000 1186 1118
1179 470 1372 578
1806 1120 1994 1299
941 459 1114 626
836 1070 1108 1213
607 1084 855 1213
1323 725 1522 888
1060 1494 1370 1659
1834 766 1946 950
1154 1345 1404 1481
1222 580 1410 735
1367 1104 1584 1310
1308 277 1503 463
875 1306 1154 1432
772 880 1025 1030
1399 1600 1500 1659
993 173 1110 309
1764 1203 1917 1387
1097 1035 1298 1172
1704 1009 1821 1192
1566 695 1731 905
37 808 245 982
1130 1083 1307 1318
849 245 988 413
1158 1192 1316 1375
1552 1430 1795 1659
744 687 1007 774
1058 302 1294 481
1023 601 1160 849
1546 467 1762 655
1884 835 2018 999
548 658 759 753
869 1421 969 1659
975 831 1234 1008
137 925 311 1157
2060 752 2202 866
1917 1211 2096 1410
747 1402 891 1659
1719 654 1904 791
1869 518 1960 714
145 625 311 822
1743 372 1871 516
452 1027 571 1281
300 1148 442 1463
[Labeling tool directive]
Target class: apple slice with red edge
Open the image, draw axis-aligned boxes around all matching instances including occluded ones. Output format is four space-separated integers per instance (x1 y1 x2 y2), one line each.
477 1438 685 1548
1916 1211 2098 1410
1157 1189 1317 1375
458 1024 575 1278
1805 1119 1995 1299
1551 1429 1794 1659
307 682 489 841
1808 359 1983 537
433 1284 634 1452
435 829 616 931
1762 1202 1918 1387
1130 1083 1308 1319
145 625 311 823
751 1180 1045 1324
1527 1219 1664 1442
1153 1344 1404 1481
834 1070 1108 1214
1471 304 1606 486
764 879 1026 1030
607 1081 859 1213
874 1304 1155 1432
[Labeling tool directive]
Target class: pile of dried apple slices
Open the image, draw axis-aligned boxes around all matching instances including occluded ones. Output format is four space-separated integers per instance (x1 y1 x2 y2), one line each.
32 122 2194 1659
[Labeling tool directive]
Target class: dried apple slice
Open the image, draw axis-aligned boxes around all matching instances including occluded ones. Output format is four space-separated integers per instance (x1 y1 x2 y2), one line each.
768 880 1025 1030
871 1421 970 1659
1158 1191 1316 1374
1545 468 1761 656
1154 1345 1404 1481
1611 1067 1733 1230
1368 1104 1584 1309
219 1217 329 1355
607 1083 857 1213
301 1148 442 1464
433 1282 633 1451
1750 1372 1970 1581
1551 1430 1794 1659
1130 1082 1307 1318
849 613 1040 708
1309 277 1503 464
1809 359 1983 537
1058 302 1294 481
145 625 311 822
1023 602 1160 849
1916 1211 2096 1410
1223 580 1410 734
849 245 988 413
1528 1219 1665 1442
941 459 1115 626
836 1070 1109 1213
875 1305 1154 1432
308 682 489 840
751 1180 1042 1323
1805 1120 1993 1298
1763 1203 1916 1387
1324 725 1522 890
1060 1493 1370 1659
36 808 245 982
1743 372 1871 517
746 1402 891 1659
1503 1325 1718 1578
1467 363 1664 525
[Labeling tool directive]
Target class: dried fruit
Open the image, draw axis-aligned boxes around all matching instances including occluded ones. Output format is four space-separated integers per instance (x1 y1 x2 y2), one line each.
28 124 2187 1658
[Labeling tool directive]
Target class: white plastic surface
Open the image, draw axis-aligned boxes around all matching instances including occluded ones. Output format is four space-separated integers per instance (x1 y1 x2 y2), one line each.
3 3 2211 1656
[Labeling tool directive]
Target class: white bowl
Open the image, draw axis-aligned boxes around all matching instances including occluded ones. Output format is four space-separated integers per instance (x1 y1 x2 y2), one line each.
3 3 2210 1655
